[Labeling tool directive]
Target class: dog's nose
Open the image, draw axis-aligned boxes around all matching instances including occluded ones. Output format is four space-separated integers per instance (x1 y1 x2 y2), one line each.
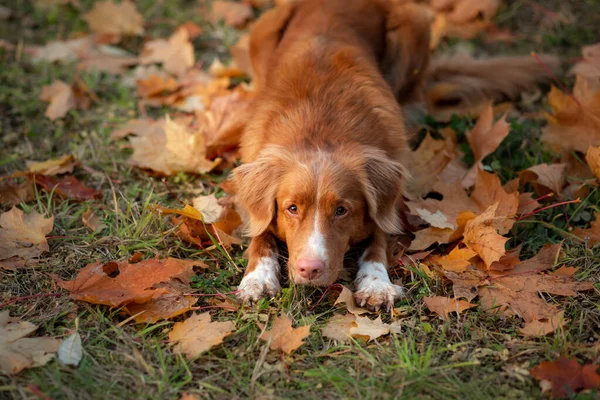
297 259 324 280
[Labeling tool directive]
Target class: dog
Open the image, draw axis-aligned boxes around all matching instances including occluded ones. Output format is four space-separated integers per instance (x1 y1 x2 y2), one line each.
230 0 558 310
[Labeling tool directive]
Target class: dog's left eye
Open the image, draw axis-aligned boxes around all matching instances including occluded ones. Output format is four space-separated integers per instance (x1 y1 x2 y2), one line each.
335 206 348 216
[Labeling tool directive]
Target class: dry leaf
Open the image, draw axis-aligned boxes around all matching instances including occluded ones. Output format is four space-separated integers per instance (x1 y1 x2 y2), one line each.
572 213 600 247
334 286 370 315
55 257 205 307
82 209 105 233
208 58 246 78
179 21 203 39
192 194 225 223
530 357 600 398
463 203 510 268
350 316 390 342
423 296 476 320
125 291 198 323
0 311 61 375
39 80 77 120
210 1 254 28
58 331 83 367
259 315 311 354
586 146 600 179
520 163 567 195
408 227 454 251
31 175 102 201
462 104 510 188
0 207 53 261
152 204 204 221
520 311 565 337
444 269 489 302
404 134 454 199
471 168 519 217
321 314 357 342
168 313 235 357
428 246 477 272
136 74 180 98
25 155 77 175
140 27 194 77
0 181 35 206
83 0 144 40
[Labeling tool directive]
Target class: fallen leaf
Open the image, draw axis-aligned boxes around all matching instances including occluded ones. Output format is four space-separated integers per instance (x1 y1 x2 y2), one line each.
136 74 180 98
30 37 93 64
321 314 357 342
259 315 310 354
496 242 562 276
139 27 194 77
404 134 454 199
39 80 77 120
520 311 565 337
0 181 35 206
25 155 77 175
151 204 205 221
208 58 246 78
0 311 61 375
428 246 477 272
413 209 455 230
463 203 510 268
83 0 144 41
192 194 225 223
168 313 235 357
0 207 53 261
210 1 254 28
586 146 600 179
520 163 567 196
572 213 600 246
82 209 105 233
334 286 370 315
55 257 204 307
489 245 521 271
471 168 519 217
423 296 476 319
31 175 102 201
444 269 489 302
462 104 510 188
350 316 390 342
58 331 82 367
179 21 203 39
408 227 454 251
529 357 598 399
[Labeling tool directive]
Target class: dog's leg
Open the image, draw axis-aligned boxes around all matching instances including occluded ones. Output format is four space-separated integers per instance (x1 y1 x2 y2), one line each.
353 228 404 312
238 232 281 303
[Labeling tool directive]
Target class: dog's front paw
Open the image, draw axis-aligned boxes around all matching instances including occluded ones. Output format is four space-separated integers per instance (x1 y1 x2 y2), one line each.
237 257 281 304
354 261 404 312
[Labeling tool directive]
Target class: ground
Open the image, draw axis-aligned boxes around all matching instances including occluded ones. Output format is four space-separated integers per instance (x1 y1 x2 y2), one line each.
1 0 599 399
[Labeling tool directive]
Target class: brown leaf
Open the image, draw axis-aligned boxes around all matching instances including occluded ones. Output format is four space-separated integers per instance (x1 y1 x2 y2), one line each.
349 316 390 342
586 146 600 180
179 21 203 39
321 314 357 342
136 74 180 98
125 291 197 323
0 181 35 206
423 296 476 320
82 209 105 233
471 169 519 217
520 311 565 337
520 163 567 196
208 58 246 78
462 104 510 188
0 311 61 375
444 270 489 302
530 357 587 398
463 203 510 268
404 134 455 199
168 313 235 357
139 27 194 77
489 245 521 271
0 207 53 262
259 315 310 354
83 0 144 40
428 246 477 272
25 155 77 176
334 286 370 315
494 242 562 276
55 257 204 307
31 175 102 201
210 1 254 28
408 227 454 251
39 80 76 120
572 213 600 246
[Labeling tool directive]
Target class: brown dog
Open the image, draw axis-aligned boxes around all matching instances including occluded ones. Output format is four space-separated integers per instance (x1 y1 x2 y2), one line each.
231 0 557 310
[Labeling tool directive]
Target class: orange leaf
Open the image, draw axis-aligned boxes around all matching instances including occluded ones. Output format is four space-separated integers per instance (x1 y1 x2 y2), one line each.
428 246 477 272
572 213 600 247
586 146 600 180
334 286 371 315
530 357 588 398
423 296 476 319
259 315 311 354
139 27 194 77
0 207 53 262
83 0 144 39
168 313 235 357
463 203 510 268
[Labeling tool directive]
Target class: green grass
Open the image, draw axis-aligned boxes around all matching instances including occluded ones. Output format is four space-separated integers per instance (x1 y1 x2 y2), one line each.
1 0 600 399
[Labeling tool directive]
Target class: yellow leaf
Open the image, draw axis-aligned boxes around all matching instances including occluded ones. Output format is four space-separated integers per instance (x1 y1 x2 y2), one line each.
168 313 235 357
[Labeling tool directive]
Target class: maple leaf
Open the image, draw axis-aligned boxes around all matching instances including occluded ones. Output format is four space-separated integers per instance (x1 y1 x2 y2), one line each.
489 245 521 271
55 257 206 308
0 207 53 262
428 246 477 272
423 296 476 320
349 316 390 342
136 74 180 98
530 357 600 398
0 181 35 206
321 314 357 342
334 286 370 315
30 37 93 64
444 269 489 302
471 169 519 217
463 203 511 268
192 194 226 223
520 163 567 196
0 311 61 375
168 313 235 358
25 154 77 176
210 1 254 28
259 315 311 354
462 104 510 188
586 146 600 180
572 212 600 247
492 242 562 276
31 175 102 201
139 27 194 77
83 0 144 41
409 227 454 251
39 80 78 120
520 311 566 337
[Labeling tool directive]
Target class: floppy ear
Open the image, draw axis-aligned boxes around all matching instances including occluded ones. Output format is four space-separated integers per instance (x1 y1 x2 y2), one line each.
230 148 290 237
380 3 433 103
249 2 297 89
358 148 408 235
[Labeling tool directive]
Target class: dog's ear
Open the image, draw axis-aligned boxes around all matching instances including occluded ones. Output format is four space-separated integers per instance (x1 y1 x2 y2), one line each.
249 2 298 89
380 3 433 103
358 148 407 235
231 147 290 237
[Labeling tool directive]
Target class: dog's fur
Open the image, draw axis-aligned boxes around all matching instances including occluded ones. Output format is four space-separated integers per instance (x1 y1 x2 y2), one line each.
230 0 558 310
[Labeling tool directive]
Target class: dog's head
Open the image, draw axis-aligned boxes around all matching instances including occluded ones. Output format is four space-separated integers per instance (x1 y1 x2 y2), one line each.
232 144 405 286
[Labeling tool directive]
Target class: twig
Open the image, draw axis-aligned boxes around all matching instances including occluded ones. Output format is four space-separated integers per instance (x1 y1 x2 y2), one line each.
308 283 343 312
514 220 585 242
517 198 581 220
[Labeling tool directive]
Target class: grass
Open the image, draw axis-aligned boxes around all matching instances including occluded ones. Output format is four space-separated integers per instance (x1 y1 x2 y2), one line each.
1 0 599 399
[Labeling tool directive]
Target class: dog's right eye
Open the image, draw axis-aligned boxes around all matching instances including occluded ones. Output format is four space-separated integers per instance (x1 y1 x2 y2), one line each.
287 205 298 215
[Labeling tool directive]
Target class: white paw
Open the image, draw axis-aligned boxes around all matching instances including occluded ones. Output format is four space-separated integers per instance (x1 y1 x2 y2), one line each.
237 257 281 303
353 261 404 311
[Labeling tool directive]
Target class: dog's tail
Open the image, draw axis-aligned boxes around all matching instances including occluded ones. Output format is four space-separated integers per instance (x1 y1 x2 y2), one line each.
422 54 560 119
